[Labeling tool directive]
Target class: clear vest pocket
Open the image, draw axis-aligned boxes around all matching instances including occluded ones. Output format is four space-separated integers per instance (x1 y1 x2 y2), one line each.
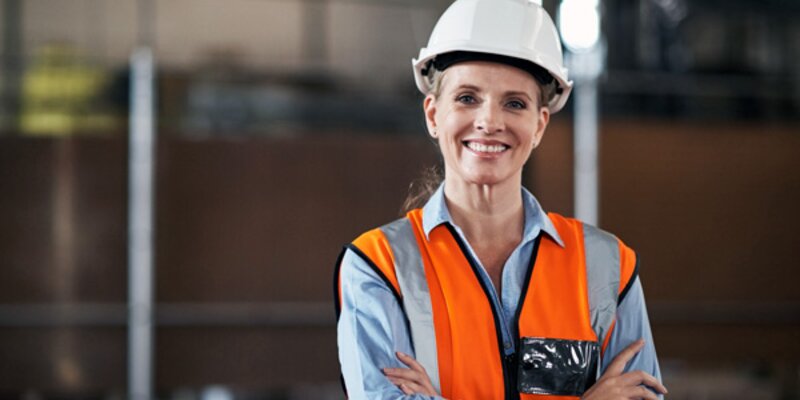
517 337 599 396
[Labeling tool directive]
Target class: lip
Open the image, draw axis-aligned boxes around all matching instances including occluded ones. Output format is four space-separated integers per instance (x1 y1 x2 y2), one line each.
462 139 510 158
463 138 509 146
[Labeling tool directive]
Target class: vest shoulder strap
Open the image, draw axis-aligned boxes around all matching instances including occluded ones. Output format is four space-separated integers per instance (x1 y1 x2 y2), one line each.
350 227 402 296
581 223 640 353
379 216 441 393
581 223 621 352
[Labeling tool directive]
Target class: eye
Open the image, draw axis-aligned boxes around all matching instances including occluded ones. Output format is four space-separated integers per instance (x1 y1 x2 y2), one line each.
506 99 527 109
456 94 477 104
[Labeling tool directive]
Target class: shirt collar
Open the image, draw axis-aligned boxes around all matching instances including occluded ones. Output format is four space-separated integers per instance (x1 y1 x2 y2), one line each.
421 183 564 247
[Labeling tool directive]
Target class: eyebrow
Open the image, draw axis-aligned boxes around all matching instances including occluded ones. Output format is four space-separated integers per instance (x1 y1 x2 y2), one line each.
505 91 534 101
452 84 534 101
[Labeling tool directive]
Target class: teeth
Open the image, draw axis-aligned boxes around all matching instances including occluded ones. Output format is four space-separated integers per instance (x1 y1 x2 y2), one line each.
467 142 507 153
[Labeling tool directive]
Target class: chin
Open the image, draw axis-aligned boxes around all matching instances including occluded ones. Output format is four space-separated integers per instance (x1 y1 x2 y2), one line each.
449 162 522 187
465 173 511 187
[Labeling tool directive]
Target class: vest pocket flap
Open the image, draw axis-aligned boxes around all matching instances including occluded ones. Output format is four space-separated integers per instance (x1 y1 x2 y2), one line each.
517 337 599 396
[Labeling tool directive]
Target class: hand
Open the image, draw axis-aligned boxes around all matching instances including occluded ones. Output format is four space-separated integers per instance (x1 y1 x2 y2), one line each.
582 339 668 400
382 351 440 396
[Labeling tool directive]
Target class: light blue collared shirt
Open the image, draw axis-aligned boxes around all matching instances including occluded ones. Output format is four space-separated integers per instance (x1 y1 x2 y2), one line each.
337 185 661 399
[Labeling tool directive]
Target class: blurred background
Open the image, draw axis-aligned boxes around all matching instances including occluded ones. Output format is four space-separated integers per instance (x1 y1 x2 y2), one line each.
0 0 799 399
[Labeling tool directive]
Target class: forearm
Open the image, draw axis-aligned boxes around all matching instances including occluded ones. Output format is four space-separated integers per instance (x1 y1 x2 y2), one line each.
337 249 444 400
601 277 663 397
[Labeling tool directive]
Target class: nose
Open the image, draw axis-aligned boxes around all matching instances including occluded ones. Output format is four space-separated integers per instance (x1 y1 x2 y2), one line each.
474 102 504 134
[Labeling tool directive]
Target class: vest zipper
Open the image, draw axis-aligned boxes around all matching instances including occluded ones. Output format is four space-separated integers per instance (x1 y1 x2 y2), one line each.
445 224 520 400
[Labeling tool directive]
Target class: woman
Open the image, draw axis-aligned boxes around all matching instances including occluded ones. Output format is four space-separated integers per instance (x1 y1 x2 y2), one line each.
335 0 667 398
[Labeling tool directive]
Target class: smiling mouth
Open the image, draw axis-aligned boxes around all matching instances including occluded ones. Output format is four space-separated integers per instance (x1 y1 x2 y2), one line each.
464 141 510 154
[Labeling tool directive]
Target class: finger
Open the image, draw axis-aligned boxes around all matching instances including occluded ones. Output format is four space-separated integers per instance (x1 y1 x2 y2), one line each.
386 372 436 396
624 385 659 400
386 376 413 389
386 376 405 386
621 371 668 394
386 377 417 395
605 339 645 376
383 367 424 382
396 351 426 373
400 383 419 395
401 382 438 396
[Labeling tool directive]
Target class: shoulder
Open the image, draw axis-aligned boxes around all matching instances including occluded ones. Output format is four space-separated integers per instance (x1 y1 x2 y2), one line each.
347 209 425 278
334 239 404 321
546 212 638 296
547 212 634 251
348 224 399 287
338 214 420 301
544 212 619 250
545 212 584 239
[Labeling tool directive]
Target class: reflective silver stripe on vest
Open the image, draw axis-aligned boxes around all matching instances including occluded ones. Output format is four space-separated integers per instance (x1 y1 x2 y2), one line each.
582 223 621 363
380 218 441 393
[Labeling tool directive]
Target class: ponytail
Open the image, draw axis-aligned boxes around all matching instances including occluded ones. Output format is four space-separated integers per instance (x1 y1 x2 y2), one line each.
400 164 444 214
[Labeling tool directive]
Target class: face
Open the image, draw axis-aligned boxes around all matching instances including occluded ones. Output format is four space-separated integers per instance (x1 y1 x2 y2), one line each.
424 61 550 188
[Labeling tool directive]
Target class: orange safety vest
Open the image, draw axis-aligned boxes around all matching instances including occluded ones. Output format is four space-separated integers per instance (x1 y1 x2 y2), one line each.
335 209 638 400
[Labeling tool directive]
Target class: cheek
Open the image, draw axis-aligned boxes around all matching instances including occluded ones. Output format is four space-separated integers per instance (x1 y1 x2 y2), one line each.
442 136 463 158
514 120 540 148
440 106 474 129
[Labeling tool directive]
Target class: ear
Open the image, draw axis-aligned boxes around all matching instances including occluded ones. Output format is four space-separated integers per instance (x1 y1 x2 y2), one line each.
423 94 438 139
532 106 550 149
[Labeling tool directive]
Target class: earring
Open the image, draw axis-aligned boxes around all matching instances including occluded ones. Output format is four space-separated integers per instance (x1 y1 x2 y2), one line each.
431 128 438 138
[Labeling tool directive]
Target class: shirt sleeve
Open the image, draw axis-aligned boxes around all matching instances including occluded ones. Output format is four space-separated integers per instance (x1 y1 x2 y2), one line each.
337 248 445 400
600 276 663 398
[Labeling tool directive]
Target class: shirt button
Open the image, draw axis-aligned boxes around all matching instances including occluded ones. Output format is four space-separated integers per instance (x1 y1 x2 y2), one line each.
504 342 512 350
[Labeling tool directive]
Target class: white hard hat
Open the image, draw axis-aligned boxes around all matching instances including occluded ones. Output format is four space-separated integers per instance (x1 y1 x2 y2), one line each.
412 0 573 113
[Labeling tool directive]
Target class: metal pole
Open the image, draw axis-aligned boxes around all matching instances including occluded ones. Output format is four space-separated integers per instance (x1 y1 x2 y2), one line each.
559 0 605 226
128 46 155 400
573 74 599 225
302 0 328 69
567 42 604 226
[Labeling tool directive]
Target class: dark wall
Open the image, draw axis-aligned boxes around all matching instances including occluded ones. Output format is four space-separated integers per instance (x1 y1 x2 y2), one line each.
534 119 800 363
0 119 798 393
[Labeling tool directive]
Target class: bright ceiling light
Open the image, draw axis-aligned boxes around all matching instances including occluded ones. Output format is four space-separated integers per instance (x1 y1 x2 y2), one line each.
558 0 601 52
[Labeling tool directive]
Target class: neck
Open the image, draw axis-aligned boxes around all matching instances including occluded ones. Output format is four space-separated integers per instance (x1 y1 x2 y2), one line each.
443 177 524 244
